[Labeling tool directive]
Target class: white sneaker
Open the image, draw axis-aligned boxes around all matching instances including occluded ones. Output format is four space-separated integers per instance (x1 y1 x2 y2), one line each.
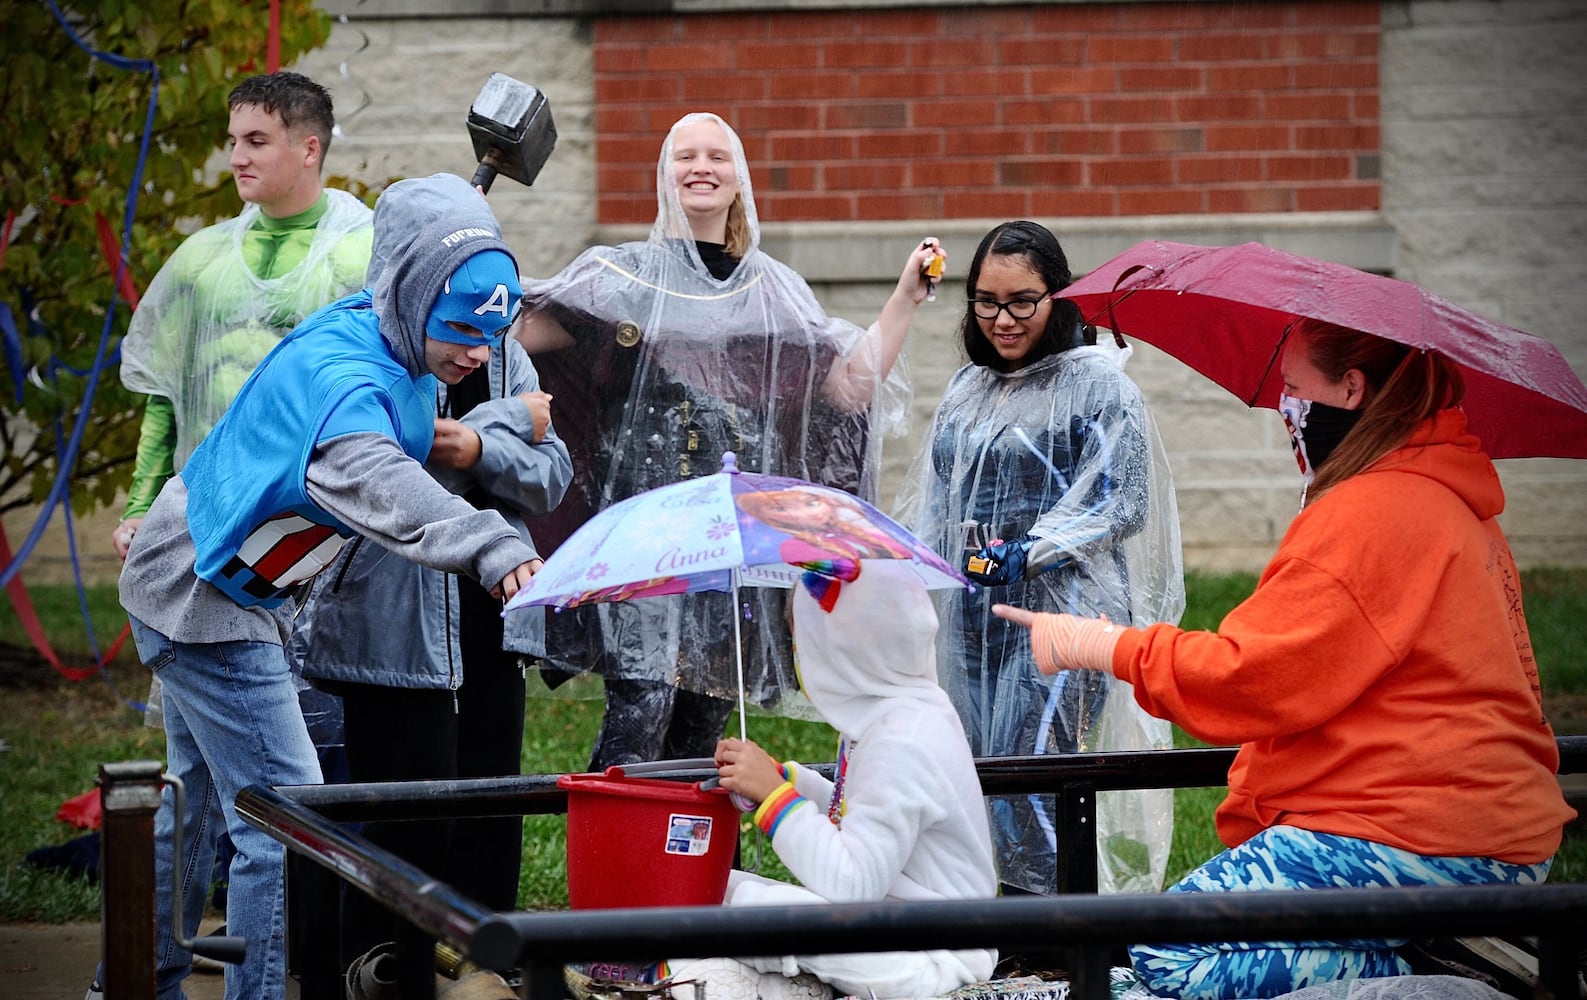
84 982 104 1000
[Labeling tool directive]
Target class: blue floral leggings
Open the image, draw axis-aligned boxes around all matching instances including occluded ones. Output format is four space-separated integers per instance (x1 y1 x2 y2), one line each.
1128 825 1551 999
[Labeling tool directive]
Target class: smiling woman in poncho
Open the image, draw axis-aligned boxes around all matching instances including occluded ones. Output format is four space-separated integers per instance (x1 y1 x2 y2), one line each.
513 112 942 769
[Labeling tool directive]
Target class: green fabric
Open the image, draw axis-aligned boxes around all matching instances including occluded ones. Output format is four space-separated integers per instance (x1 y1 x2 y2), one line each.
242 193 330 280
120 192 372 518
121 198 328 520
122 394 176 520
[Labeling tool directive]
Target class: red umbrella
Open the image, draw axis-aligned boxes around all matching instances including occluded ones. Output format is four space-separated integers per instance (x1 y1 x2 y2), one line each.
1060 240 1587 460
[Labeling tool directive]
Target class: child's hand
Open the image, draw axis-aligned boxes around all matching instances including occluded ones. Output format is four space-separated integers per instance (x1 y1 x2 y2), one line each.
430 418 483 469
714 737 786 805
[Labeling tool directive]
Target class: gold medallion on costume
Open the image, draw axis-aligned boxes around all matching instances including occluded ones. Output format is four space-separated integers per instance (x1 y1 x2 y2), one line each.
615 320 641 347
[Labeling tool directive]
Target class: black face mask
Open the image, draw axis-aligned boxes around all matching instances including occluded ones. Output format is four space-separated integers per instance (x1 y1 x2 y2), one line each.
1278 392 1364 486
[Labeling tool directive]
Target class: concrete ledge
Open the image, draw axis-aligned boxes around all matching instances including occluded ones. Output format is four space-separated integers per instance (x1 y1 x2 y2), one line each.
600 212 1399 284
327 0 1144 16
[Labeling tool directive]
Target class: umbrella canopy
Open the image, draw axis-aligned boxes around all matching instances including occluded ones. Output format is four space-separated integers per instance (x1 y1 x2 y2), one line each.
504 452 966 615
504 453 966 740
1059 240 1587 460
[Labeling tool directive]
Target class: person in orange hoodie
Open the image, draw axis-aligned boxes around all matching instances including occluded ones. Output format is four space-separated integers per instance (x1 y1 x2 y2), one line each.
993 318 1576 1000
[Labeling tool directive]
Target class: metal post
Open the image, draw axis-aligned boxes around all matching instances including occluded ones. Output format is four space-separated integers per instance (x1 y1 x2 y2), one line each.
288 849 344 1000
1056 781 1098 894
99 760 165 1000
1534 932 1580 1000
521 960 562 999
394 920 437 1000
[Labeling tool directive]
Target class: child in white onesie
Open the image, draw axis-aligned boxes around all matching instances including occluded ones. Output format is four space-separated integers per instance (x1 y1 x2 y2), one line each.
668 560 999 1000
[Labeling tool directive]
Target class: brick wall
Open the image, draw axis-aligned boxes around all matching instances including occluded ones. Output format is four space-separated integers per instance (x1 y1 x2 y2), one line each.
593 2 1381 224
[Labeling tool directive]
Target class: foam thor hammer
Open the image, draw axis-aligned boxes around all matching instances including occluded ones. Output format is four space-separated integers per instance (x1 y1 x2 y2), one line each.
467 72 557 194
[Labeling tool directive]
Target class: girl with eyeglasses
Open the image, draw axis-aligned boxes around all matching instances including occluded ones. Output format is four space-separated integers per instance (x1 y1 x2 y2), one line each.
897 220 1185 899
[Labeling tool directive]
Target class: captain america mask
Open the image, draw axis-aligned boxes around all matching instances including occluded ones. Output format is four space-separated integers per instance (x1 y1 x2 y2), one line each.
425 248 522 346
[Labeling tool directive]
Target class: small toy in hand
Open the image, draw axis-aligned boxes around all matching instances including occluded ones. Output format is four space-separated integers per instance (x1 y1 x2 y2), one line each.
960 520 994 577
921 238 946 301
964 548 995 579
964 537 1031 587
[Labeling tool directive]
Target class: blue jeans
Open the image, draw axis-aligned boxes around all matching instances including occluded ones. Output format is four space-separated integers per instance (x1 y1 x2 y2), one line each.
110 616 322 1000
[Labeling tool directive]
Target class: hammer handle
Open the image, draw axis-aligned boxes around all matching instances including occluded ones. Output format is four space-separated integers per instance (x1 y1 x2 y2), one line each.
471 162 499 194
472 147 505 193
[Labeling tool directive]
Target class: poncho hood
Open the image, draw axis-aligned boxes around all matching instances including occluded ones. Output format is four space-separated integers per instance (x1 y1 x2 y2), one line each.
651 111 760 270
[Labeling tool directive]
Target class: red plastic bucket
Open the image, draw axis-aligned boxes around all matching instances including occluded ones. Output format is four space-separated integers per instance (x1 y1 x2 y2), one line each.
558 769 739 909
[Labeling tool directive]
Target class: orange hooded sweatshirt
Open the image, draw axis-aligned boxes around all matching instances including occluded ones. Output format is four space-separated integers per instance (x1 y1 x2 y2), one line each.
1112 409 1574 864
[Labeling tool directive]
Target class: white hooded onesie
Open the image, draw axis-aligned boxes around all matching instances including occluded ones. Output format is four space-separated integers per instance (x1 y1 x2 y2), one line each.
671 561 998 999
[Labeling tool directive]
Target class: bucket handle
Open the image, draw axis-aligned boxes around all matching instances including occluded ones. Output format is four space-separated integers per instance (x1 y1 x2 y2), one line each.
605 757 716 777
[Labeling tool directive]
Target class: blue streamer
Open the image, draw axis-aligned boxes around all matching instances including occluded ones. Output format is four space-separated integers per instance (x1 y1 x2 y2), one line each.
1 1 158 592
0 302 22 404
0 1 160 711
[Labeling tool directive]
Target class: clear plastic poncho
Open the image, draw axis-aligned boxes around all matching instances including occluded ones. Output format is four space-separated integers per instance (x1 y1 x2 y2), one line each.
896 338 1185 894
118 189 372 468
521 112 908 714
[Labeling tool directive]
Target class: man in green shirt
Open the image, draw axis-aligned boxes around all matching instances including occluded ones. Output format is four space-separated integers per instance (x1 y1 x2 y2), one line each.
113 71 372 556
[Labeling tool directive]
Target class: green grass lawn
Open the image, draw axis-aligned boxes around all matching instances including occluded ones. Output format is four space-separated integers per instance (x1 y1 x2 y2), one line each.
2 569 1583 921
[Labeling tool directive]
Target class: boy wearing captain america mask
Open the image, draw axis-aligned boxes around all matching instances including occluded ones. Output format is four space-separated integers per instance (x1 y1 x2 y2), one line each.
288 182 572 977
425 247 520 357
111 174 542 1000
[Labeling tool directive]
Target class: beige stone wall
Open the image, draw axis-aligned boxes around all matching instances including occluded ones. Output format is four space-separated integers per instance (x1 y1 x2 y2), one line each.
1380 0 1587 567
297 15 598 281
293 0 1587 572
14 0 1585 587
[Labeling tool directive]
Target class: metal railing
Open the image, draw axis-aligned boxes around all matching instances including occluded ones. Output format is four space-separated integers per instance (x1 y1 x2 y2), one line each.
99 736 1587 999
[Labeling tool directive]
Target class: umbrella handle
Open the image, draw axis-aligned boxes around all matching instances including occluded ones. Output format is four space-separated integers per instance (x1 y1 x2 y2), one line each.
1098 265 1150 350
733 577 748 743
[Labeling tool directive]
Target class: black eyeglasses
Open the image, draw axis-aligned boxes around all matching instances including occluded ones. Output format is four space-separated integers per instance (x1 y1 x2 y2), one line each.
969 295 1051 321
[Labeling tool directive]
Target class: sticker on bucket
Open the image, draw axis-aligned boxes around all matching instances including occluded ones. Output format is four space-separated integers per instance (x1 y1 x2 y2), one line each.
664 812 714 856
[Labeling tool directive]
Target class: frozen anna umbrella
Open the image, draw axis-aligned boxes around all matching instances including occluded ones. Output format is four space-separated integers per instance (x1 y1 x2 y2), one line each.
503 452 968 739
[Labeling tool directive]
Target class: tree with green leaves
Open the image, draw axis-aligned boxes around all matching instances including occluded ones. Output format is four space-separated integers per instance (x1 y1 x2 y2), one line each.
0 1 334 523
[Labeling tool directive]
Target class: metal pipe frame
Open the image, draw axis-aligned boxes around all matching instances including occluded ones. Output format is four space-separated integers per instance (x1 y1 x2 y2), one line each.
467 883 1587 999
210 736 1586 999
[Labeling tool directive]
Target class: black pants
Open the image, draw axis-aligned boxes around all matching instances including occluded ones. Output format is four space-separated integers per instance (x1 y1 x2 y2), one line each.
328 580 526 966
